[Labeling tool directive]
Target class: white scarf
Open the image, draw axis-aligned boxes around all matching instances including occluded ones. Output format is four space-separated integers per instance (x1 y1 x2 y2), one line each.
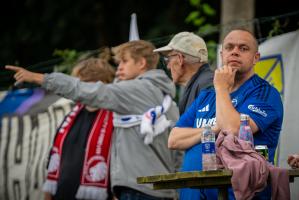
113 95 173 144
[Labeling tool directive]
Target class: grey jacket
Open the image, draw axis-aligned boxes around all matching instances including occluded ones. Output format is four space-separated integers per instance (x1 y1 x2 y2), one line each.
179 63 214 114
42 69 179 198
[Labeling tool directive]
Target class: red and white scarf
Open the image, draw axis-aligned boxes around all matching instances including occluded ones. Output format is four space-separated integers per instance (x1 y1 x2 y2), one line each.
43 104 113 200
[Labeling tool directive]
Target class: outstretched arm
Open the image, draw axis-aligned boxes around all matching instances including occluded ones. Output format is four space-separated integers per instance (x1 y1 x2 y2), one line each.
5 65 45 85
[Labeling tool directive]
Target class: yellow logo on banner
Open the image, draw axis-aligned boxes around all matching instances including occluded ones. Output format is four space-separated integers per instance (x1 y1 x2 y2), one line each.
254 55 284 95
254 54 284 165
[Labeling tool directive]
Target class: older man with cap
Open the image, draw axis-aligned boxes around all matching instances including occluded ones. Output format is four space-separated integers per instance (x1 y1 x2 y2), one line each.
154 32 214 114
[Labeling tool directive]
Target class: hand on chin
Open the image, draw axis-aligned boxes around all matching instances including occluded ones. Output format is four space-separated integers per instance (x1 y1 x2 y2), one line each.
227 63 240 72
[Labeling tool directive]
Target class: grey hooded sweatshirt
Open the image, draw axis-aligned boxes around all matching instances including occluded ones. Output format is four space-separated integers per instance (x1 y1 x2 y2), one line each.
41 69 179 198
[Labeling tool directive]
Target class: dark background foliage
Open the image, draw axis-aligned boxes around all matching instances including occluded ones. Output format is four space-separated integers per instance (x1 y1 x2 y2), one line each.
0 0 298 90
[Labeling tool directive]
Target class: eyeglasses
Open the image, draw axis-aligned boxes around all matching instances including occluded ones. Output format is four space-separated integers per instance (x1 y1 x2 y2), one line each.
163 54 179 64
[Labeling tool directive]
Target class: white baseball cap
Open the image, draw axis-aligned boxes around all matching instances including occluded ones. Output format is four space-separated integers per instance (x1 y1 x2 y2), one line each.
154 32 208 62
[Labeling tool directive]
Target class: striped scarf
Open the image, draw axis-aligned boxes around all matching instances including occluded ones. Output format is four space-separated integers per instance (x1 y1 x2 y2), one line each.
43 104 113 200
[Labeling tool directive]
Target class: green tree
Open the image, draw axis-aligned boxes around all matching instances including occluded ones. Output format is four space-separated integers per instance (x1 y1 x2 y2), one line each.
185 0 218 65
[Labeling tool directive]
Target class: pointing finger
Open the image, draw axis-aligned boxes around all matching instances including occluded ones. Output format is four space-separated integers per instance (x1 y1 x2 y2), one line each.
5 65 22 72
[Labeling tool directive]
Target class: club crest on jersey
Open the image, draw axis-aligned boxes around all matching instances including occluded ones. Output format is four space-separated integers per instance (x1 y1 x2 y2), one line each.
231 98 238 107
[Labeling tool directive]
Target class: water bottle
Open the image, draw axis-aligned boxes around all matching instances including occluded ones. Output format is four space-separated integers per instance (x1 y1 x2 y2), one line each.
201 125 217 171
238 113 254 145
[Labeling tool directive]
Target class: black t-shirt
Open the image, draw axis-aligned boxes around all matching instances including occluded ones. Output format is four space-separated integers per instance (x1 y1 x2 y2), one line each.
54 108 97 200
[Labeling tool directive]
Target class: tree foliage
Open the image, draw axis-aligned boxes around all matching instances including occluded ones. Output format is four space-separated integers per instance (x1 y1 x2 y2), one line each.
0 0 194 90
185 0 218 65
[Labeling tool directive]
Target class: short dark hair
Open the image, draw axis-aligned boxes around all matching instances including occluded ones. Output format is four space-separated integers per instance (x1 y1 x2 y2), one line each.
222 28 258 51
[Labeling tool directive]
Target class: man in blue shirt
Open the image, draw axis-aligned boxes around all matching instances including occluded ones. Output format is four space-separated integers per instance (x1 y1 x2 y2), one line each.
168 29 283 200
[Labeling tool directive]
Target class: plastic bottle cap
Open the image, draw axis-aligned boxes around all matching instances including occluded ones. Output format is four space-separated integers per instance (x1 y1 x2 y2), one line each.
240 113 249 121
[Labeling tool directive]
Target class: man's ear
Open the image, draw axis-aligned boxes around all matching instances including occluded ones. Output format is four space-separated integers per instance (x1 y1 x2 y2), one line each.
178 53 184 65
253 52 260 65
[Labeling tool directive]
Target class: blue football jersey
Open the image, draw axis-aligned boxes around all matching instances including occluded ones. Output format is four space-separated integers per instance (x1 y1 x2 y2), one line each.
176 74 283 200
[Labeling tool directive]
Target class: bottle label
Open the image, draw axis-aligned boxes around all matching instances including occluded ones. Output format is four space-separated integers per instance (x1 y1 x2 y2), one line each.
202 142 215 154
239 126 254 144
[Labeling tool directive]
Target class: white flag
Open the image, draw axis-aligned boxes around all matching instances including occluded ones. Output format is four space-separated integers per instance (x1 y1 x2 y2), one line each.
129 13 140 41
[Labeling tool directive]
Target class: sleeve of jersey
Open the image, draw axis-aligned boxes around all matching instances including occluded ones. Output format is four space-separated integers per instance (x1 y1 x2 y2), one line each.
237 87 283 133
176 91 207 128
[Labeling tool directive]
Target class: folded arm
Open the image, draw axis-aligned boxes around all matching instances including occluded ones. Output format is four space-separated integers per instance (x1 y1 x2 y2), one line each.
168 127 202 150
168 126 220 150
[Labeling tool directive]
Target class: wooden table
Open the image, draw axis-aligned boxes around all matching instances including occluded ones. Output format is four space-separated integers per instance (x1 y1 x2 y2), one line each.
137 169 299 200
